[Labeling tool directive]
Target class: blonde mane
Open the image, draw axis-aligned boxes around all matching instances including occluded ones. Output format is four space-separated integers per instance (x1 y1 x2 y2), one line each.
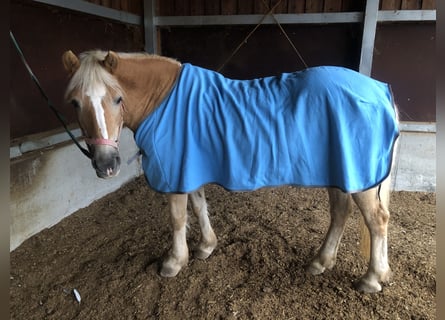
65 51 120 100
116 51 181 66
65 51 180 100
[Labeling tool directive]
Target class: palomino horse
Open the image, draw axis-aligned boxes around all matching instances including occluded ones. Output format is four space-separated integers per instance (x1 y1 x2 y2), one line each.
62 50 399 293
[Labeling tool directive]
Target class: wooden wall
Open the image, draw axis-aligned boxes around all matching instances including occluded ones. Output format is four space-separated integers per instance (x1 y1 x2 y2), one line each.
10 0 144 139
156 0 365 15
85 0 143 14
11 0 436 139
85 0 436 15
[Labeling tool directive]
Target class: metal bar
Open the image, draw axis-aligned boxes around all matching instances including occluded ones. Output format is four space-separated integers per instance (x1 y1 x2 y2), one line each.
359 0 379 76
143 0 157 53
33 0 142 25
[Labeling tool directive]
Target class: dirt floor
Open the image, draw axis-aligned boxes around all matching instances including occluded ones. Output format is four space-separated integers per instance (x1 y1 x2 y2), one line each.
10 176 435 319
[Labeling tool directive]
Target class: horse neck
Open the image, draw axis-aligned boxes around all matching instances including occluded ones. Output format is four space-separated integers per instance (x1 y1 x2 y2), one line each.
115 55 181 131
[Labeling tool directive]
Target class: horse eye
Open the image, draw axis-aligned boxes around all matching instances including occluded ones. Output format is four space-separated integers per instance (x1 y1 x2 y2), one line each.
71 99 81 108
114 97 123 105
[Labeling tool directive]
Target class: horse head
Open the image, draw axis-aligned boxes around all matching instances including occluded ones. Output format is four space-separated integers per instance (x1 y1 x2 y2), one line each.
62 50 123 179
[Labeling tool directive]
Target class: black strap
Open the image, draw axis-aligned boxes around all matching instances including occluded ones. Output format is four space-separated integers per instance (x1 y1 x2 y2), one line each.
10 30 92 159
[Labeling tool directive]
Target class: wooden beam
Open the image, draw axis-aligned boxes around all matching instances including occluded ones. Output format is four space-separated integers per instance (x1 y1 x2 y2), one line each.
154 12 365 25
33 0 141 24
144 0 157 53
359 0 379 76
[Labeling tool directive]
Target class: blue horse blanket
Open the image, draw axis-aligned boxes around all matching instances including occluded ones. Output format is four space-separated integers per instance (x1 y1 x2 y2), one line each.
135 64 399 194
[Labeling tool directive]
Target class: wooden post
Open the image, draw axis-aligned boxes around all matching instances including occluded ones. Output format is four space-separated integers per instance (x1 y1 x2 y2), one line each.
144 0 157 53
359 0 379 76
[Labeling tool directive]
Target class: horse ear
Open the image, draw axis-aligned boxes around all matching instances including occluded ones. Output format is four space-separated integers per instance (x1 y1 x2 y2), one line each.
103 51 119 73
62 50 80 75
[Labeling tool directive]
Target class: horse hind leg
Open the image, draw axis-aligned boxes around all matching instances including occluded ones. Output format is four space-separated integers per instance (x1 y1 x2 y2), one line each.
306 188 353 275
160 193 189 277
352 183 392 293
189 188 217 260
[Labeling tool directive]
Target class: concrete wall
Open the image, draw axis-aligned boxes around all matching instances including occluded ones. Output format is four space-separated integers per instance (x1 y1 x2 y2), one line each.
10 122 436 252
392 123 436 192
10 128 143 251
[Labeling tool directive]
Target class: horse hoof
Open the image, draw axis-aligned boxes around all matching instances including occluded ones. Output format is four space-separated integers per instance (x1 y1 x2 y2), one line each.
354 278 382 293
160 257 187 277
305 261 326 275
160 264 181 277
194 247 213 260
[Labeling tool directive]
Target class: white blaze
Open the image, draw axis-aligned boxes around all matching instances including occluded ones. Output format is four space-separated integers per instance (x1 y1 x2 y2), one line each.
87 84 108 139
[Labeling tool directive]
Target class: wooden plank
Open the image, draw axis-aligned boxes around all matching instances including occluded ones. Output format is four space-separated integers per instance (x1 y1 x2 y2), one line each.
190 0 205 15
111 0 120 10
120 0 129 12
237 0 254 14
204 0 221 15
253 0 269 14
401 0 420 10
378 9 436 21
175 0 190 15
130 0 143 15
421 0 435 9
381 0 402 10
342 0 365 11
254 0 288 13
271 0 288 13
324 0 342 12
305 0 324 13
288 0 305 13
155 12 364 25
159 0 175 15
155 0 160 15
101 0 111 8
221 0 237 14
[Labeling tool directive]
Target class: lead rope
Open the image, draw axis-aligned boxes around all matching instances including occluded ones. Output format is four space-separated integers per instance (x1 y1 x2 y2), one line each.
10 30 93 159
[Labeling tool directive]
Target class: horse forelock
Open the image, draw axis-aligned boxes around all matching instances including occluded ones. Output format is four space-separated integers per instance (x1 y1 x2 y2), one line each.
65 51 180 101
65 51 123 100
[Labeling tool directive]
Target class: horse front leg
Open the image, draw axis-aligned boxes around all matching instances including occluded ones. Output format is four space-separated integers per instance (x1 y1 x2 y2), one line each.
306 188 352 275
352 186 392 293
160 193 189 277
189 188 217 259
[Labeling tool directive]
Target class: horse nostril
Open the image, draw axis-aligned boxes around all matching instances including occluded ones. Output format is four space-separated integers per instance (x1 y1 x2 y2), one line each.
91 151 121 178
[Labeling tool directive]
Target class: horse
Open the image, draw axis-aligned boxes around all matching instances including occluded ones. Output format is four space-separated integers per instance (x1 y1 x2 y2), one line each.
62 50 399 293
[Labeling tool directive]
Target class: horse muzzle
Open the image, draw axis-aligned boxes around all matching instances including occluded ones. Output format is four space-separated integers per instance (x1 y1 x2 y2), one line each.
90 147 121 179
